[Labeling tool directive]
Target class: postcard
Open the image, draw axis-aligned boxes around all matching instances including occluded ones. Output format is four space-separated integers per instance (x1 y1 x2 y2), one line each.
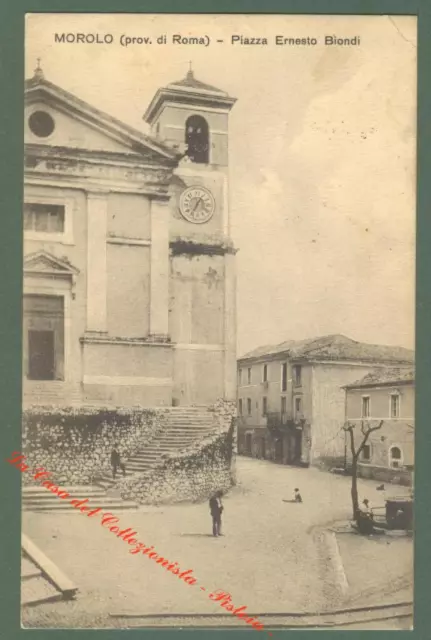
18 12 416 630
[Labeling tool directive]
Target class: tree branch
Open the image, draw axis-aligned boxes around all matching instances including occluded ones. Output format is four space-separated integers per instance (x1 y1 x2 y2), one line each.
343 423 356 459
356 420 384 458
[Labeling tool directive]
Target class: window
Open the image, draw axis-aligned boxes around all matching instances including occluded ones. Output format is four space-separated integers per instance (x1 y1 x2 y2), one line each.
281 396 287 414
238 368 243 386
238 399 243 416
185 115 209 164
390 393 400 418
24 203 65 233
247 368 251 385
295 397 302 416
389 446 403 468
293 365 302 386
361 444 371 462
28 110 55 138
247 398 252 416
362 396 370 418
262 397 268 416
263 364 268 383
281 362 287 392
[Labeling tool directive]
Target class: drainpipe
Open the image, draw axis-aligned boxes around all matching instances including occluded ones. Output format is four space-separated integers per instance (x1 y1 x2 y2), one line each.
344 429 347 471
343 387 347 471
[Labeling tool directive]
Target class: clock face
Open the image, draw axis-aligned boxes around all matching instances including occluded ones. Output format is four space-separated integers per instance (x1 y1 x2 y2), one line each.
179 186 215 224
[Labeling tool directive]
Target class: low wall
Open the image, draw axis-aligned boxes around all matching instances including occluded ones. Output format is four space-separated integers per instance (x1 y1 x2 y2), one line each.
22 406 164 486
119 400 237 505
357 463 413 486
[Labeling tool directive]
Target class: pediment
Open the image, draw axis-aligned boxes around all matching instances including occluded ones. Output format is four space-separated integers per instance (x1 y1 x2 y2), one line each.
24 251 79 277
25 76 179 164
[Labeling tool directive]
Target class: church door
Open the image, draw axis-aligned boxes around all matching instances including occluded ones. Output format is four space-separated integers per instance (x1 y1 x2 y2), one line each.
28 330 55 380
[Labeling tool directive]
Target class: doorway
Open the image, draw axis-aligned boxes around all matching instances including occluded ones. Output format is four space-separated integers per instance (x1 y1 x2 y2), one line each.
245 433 252 456
275 438 284 463
28 330 55 380
287 429 302 465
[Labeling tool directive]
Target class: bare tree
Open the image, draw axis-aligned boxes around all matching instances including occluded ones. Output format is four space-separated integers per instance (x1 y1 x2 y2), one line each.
343 420 384 520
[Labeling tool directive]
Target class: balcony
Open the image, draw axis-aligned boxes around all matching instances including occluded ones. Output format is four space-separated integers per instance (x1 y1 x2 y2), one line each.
266 411 294 431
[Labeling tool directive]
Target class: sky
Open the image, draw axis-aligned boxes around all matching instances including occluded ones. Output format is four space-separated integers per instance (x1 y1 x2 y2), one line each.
26 14 417 356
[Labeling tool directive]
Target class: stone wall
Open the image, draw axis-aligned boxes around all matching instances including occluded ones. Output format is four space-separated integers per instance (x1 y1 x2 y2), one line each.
357 463 413 486
118 400 237 505
22 406 165 486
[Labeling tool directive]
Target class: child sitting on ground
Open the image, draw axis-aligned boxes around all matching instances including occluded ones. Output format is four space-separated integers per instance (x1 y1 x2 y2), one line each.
294 488 303 503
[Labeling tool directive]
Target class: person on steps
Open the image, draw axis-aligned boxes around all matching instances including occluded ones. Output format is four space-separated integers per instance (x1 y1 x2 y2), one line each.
111 444 126 479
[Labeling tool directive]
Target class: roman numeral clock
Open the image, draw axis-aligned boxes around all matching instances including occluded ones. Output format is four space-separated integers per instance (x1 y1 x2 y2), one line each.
179 186 215 224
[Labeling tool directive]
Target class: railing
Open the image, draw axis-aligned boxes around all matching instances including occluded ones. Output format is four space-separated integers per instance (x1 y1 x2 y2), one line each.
266 411 294 430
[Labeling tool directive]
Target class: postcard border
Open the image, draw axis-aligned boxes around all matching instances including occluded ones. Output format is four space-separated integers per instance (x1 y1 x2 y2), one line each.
0 1 429 638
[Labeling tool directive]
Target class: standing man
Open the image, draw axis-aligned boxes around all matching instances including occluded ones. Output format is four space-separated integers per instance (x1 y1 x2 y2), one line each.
209 490 224 537
110 443 126 479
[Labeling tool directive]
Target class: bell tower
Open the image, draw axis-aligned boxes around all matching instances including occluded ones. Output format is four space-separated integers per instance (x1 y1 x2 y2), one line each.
143 67 236 168
144 68 237 406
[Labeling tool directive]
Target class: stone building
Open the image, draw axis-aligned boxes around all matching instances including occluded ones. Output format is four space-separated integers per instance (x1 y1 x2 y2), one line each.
23 64 237 407
237 334 414 467
344 367 414 484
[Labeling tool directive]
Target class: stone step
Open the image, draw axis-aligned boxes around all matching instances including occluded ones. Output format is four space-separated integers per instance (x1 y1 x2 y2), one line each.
129 453 160 459
23 485 106 494
131 444 192 452
22 488 106 500
22 494 136 506
161 435 215 440
164 414 211 418
126 463 157 469
22 499 138 511
163 420 212 424
162 425 215 430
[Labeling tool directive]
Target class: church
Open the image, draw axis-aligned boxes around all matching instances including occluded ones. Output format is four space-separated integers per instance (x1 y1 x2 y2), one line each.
23 63 237 407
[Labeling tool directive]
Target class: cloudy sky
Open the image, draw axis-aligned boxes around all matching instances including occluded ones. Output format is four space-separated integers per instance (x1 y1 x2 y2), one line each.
26 14 417 356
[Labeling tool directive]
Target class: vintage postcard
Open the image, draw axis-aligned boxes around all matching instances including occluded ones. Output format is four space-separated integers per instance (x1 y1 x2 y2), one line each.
18 12 416 631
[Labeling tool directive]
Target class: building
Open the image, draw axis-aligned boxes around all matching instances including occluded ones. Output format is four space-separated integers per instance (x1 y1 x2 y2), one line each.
344 367 414 484
237 334 414 467
23 63 237 407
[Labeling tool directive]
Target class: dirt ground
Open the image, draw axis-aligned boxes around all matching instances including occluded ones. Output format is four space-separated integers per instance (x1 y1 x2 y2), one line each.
22 456 413 629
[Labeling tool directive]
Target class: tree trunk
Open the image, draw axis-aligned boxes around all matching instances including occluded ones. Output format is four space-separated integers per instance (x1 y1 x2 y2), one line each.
351 457 359 519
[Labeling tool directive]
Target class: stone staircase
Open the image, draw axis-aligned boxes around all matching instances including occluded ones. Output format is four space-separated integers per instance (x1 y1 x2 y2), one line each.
94 406 218 491
22 485 138 512
22 405 218 510
23 380 82 407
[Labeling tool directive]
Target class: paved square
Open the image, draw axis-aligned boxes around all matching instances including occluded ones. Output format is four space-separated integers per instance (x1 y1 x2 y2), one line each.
22 457 413 626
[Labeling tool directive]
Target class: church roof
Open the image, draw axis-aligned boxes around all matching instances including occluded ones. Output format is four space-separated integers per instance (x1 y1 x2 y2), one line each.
25 64 180 163
144 69 236 124
239 334 415 365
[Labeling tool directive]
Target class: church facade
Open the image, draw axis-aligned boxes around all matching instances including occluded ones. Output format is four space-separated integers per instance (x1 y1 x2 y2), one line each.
23 65 237 407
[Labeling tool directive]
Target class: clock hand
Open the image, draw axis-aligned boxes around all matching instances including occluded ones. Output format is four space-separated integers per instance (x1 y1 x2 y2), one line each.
191 197 203 214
